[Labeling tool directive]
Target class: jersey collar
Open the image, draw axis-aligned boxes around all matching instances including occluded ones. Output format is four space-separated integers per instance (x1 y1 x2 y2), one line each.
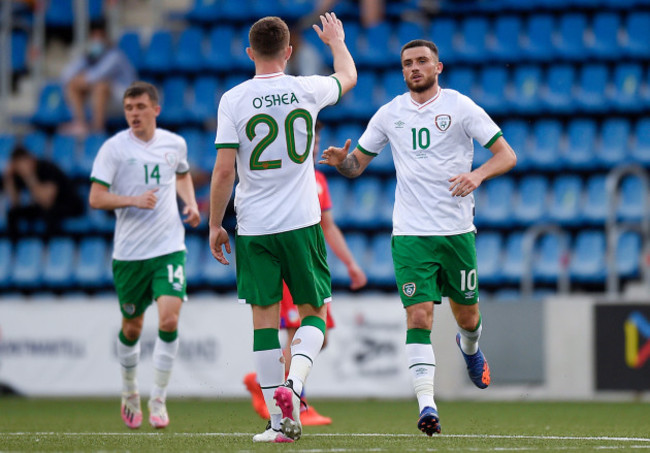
410 87 442 110
128 129 158 147
254 72 286 80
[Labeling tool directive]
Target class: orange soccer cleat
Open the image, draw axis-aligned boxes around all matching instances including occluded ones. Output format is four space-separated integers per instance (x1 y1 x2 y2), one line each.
300 402 332 426
243 372 270 419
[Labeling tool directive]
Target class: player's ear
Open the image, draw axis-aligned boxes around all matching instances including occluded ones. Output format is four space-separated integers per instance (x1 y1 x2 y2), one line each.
246 47 255 62
437 61 444 75
285 45 293 61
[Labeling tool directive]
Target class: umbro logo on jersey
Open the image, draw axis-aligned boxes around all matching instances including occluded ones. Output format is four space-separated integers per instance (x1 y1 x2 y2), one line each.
127 158 138 165
402 282 416 297
394 120 406 128
435 114 452 131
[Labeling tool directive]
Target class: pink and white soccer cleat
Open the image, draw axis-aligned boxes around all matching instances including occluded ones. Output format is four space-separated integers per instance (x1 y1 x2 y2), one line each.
121 392 142 429
148 397 170 429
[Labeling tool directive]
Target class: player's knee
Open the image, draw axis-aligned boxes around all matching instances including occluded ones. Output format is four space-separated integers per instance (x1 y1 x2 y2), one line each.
122 322 143 341
159 313 179 332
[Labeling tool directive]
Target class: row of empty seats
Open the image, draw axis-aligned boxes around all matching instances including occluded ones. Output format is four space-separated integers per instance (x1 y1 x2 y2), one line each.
116 12 650 79
0 228 641 292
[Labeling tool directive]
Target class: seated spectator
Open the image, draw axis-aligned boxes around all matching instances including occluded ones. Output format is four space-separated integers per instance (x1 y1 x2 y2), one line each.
60 20 136 135
3 145 84 239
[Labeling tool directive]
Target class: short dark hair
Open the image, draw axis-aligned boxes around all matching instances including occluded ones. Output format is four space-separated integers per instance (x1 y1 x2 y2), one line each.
10 145 32 161
123 81 159 104
400 39 439 60
249 16 290 59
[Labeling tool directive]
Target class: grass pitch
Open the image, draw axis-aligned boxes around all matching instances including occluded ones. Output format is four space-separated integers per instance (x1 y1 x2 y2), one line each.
1 398 649 452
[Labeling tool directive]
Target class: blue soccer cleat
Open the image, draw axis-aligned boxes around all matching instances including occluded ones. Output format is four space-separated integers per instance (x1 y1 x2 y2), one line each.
418 406 441 436
456 333 491 389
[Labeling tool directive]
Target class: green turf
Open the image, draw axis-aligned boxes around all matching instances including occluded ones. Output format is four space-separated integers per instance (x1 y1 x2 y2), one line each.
1 397 649 451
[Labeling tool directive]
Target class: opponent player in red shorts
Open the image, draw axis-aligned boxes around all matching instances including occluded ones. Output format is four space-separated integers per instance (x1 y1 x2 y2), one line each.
243 123 367 425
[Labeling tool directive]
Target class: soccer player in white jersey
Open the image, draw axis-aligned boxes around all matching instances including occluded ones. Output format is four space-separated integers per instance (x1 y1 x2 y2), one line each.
321 39 517 436
209 14 356 443
89 81 201 430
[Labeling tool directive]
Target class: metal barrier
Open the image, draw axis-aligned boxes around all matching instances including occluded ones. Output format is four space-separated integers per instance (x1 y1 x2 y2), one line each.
605 164 650 300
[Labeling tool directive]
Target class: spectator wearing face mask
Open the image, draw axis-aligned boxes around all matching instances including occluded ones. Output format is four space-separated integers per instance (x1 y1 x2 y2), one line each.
60 20 136 136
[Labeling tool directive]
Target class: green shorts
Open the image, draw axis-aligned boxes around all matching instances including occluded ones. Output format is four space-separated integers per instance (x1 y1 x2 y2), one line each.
235 224 332 307
392 233 479 307
113 250 187 318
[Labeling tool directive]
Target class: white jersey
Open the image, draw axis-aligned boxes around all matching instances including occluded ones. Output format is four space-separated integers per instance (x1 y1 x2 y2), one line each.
215 72 341 235
358 88 502 236
90 128 190 260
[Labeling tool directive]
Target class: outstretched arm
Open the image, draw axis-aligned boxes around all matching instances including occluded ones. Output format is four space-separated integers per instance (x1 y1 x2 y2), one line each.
319 139 374 178
321 210 367 290
176 172 201 228
89 181 159 210
313 12 357 95
448 136 517 197
208 148 237 265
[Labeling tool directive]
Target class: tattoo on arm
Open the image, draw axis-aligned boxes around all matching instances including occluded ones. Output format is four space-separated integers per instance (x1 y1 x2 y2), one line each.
337 153 361 178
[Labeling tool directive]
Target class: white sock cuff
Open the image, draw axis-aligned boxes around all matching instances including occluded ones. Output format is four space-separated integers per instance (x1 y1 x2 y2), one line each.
152 337 179 372
117 336 140 368
405 343 436 368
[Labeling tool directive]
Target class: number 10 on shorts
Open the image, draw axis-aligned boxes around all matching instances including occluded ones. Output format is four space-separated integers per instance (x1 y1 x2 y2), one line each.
460 269 477 291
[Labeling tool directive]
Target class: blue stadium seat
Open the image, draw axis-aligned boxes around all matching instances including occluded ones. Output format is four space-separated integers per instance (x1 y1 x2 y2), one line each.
474 67 508 115
429 18 457 63
74 237 110 288
51 133 78 175
396 21 426 56
548 175 583 226
231 26 255 72
456 17 489 62
379 178 396 227
617 175 645 222
192 75 219 123
31 82 72 128
118 31 143 72
185 0 222 24
514 176 549 225
347 177 383 228
556 13 588 61
594 118 630 168
0 239 12 289
201 235 236 287
523 14 555 61
610 63 644 112
533 233 566 284
370 146 394 174
184 234 204 287
476 232 503 285
205 26 235 73
563 119 597 171
11 30 28 74
222 74 248 92
501 120 529 170
77 133 107 178
333 124 364 155
582 175 607 225
589 12 621 59
158 77 191 127
541 65 575 113
45 0 103 27
575 64 609 113
0 134 16 169
490 16 522 62
570 230 606 283
443 67 475 97
200 131 218 174
357 22 392 68
617 231 641 279
11 238 44 288
338 71 378 119
473 140 491 168
324 177 349 226
22 130 49 158
43 237 76 288
510 65 542 113
367 233 394 287
174 27 204 74
340 22 362 61
501 232 524 284
381 70 405 103
220 0 250 21
142 30 174 75
622 12 650 59
630 117 650 165
529 120 562 170
474 176 515 227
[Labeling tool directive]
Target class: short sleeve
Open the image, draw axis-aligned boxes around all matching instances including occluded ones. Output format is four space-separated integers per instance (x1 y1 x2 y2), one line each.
215 93 240 149
357 107 390 156
90 141 117 187
176 136 190 174
302 75 341 110
460 96 501 148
